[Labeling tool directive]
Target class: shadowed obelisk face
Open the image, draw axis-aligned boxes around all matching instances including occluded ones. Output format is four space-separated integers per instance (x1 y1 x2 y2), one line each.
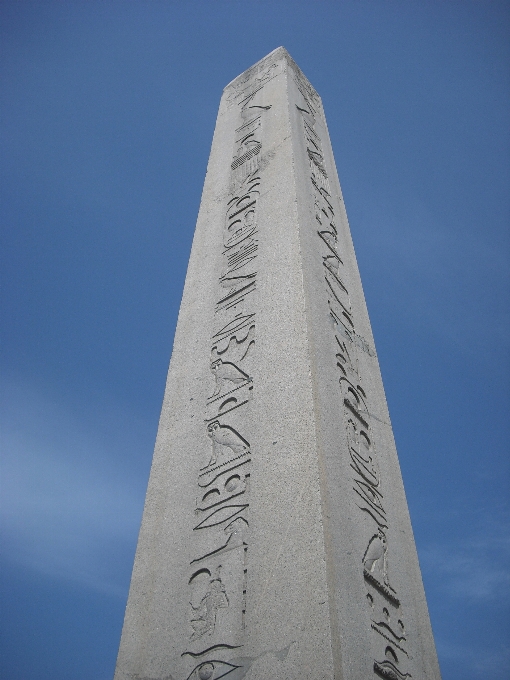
113 48 441 680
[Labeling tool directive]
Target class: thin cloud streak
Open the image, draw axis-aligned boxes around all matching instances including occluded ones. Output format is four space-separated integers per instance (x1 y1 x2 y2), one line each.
1 376 148 597
420 516 510 602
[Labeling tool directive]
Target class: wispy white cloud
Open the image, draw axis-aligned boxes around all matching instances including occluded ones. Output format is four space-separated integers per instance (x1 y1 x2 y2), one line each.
470 645 510 676
422 539 510 601
420 514 510 602
417 511 510 677
0 375 150 597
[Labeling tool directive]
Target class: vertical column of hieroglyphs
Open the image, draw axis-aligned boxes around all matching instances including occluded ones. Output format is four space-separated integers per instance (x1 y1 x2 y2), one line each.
292 65 413 680
181 58 280 680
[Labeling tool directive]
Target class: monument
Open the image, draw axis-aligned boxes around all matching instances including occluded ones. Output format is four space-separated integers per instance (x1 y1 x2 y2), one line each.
114 48 441 680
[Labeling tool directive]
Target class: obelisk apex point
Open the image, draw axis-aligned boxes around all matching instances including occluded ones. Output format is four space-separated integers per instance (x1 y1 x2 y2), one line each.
223 46 294 92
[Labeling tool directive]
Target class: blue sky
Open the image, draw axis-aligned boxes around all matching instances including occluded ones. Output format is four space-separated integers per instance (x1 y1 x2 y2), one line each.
1 2 509 679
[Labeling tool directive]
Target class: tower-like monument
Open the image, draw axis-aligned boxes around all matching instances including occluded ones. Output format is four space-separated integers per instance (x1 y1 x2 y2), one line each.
114 48 441 680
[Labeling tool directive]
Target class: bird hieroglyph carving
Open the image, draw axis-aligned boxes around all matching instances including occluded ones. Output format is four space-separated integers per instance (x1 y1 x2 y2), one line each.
210 359 250 398
206 421 249 467
363 529 390 586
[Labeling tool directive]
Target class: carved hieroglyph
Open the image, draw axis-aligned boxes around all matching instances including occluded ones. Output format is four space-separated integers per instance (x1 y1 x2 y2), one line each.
181 57 279 680
114 48 441 680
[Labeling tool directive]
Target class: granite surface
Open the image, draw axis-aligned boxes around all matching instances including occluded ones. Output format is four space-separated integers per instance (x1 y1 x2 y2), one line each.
114 47 441 680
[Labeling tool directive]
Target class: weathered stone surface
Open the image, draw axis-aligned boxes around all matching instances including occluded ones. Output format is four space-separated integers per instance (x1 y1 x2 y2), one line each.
114 47 441 680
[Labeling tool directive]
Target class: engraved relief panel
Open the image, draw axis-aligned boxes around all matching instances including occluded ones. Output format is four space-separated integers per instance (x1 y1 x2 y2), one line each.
225 56 282 108
292 67 412 678
182 68 276 680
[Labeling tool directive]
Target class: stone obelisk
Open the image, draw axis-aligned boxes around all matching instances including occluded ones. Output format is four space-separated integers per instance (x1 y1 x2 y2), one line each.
114 48 441 680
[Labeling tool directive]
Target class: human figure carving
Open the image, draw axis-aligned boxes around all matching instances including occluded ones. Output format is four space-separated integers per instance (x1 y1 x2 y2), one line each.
210 359 249 397
206 421 249 466
363 529 389 585
323 254 340 276
190 572 229 642
224 517 248 549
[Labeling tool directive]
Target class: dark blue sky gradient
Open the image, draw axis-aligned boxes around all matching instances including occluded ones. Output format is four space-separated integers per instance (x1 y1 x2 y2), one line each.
1 2 509 679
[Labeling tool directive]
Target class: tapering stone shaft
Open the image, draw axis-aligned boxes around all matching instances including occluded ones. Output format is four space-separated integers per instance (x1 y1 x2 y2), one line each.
114 47 441 680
